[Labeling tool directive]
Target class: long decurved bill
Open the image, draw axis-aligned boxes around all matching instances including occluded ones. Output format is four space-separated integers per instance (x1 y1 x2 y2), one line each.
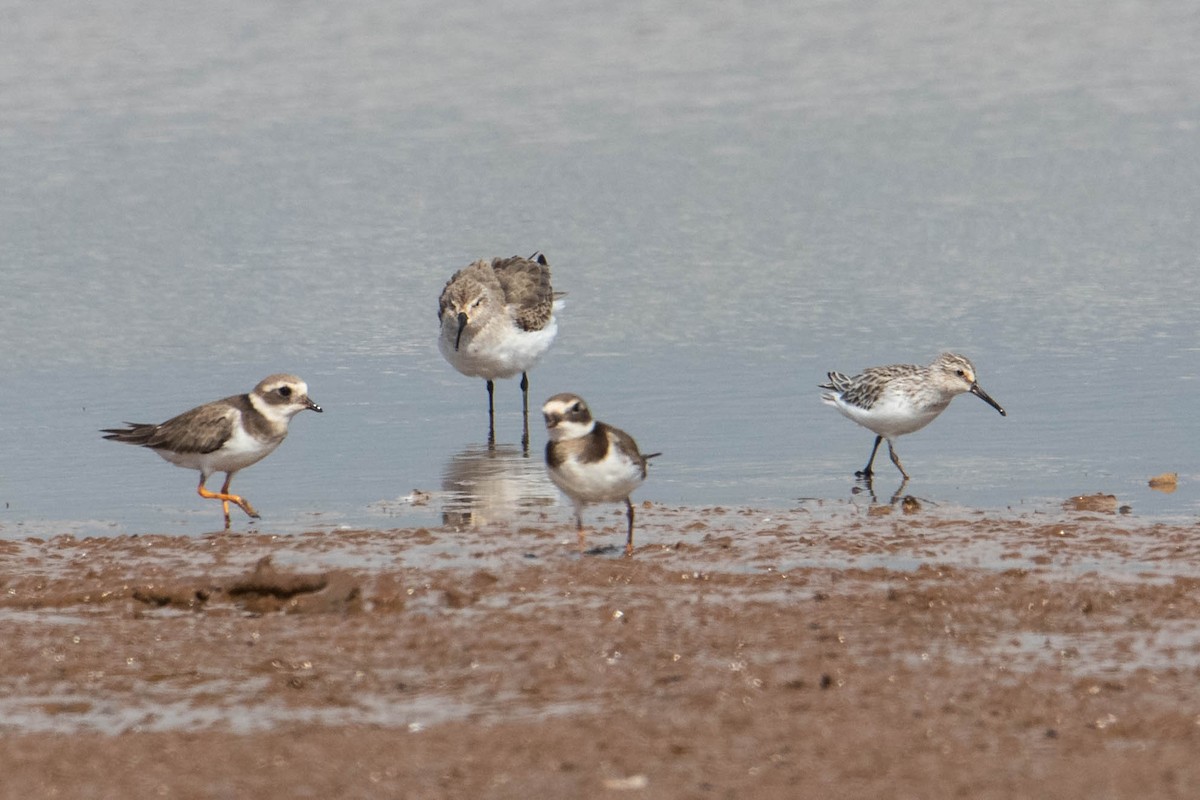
970 384 1006 416
454 312 468 351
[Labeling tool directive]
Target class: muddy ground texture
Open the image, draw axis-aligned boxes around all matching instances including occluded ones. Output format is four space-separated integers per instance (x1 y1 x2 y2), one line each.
2 500 1200 799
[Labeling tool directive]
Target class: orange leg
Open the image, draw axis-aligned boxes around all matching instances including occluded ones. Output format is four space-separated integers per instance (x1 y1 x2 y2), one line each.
574 509 587 552
197 473 260 529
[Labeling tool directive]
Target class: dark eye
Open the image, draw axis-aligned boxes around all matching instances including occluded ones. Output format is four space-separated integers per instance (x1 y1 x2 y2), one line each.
955 369 965 378
279 386 292 397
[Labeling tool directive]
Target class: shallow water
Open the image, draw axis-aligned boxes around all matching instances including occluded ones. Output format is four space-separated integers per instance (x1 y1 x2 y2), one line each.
1 0 1198 537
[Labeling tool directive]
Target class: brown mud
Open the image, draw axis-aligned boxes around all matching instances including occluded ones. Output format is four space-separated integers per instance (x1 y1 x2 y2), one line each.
2 502 1199 799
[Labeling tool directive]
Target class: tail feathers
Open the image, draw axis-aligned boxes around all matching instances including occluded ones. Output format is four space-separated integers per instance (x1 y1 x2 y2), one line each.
101 423 158 445
819 371 851 392
640 450 662 479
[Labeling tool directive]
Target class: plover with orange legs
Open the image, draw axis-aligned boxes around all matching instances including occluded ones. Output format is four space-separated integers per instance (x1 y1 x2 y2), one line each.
542 393 659 557
102 374 322 528
438 253 559 448
820 353 1006 480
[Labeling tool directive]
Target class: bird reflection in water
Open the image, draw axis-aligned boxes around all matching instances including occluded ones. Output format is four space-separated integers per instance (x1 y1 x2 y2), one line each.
441 443 558 528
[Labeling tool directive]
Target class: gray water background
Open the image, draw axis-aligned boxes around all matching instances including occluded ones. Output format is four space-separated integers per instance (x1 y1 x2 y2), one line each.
1 1 1197 537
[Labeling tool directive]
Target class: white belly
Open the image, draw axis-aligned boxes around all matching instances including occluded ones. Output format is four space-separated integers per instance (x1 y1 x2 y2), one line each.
830 394 946 440
157 427 283 477
440 315 558 380
548 451 645 505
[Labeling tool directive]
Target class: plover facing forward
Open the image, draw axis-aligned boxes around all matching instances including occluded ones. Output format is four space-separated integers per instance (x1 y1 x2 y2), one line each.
102 373 322 528
542 393 659 557
820 353 1005 480
438 252 558 447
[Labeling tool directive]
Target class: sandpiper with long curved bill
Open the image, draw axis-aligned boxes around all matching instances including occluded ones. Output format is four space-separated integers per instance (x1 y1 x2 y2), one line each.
438 252 560 448
102 374 322 528
820 352 1006 481
542 393 659 557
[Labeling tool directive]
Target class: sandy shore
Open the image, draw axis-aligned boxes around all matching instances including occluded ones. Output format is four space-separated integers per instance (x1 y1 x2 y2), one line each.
2 502 1199 799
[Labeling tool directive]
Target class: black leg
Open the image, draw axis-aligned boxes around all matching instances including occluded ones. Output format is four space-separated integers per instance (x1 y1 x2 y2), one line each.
856 435 883 477
624 498 635 557
486 379 496 448
520 373 530 454
886 441 910 480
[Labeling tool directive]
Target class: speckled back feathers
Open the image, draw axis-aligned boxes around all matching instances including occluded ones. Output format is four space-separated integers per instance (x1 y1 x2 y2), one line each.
438 253 554 333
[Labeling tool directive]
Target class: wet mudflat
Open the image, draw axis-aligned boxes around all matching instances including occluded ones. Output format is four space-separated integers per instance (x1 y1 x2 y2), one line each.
2 504 1199 799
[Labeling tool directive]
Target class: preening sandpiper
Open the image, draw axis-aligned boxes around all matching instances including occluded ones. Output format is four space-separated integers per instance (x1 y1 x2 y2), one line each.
542 393 659 557
102 374 322 528
438 253 559 448
820 353 1005 481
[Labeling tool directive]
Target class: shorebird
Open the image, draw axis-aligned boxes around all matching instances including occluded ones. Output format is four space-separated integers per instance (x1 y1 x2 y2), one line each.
820 352 1005 480
438 252 559 447
102 374 322 528
542 393 659 557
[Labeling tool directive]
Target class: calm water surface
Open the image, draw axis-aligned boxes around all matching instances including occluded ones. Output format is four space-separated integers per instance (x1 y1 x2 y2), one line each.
1 1 1197 537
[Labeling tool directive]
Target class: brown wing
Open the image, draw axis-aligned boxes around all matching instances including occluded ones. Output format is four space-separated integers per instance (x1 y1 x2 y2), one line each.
152 399 239 453
604 423 655 477
103 398 238 454
492 255 554 331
